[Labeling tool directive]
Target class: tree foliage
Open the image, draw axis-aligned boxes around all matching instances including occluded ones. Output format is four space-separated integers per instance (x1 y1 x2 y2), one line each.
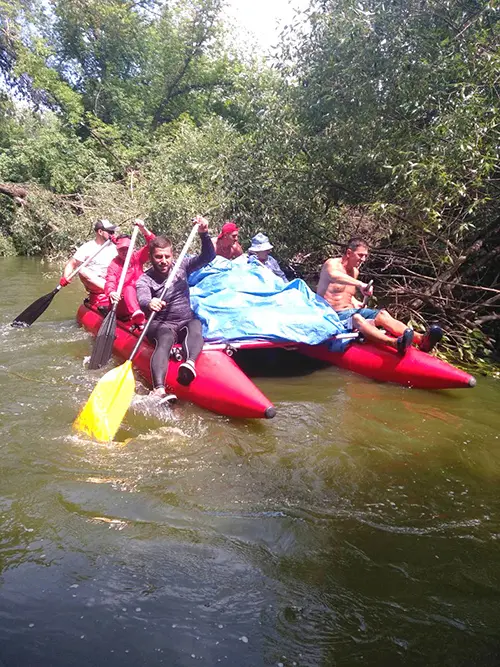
0 0 499 361
280 0 500 357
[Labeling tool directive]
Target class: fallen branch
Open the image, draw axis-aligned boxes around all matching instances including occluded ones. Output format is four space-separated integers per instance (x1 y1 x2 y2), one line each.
474 313 500 326
0 182 28 200
393 267 500 294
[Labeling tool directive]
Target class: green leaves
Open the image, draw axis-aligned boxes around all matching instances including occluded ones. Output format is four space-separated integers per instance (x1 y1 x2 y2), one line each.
0 0 499 360
0 112 113 192
13 39 84 123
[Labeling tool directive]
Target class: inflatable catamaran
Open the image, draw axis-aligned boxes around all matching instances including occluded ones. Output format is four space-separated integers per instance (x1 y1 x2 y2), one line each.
77 259 474 419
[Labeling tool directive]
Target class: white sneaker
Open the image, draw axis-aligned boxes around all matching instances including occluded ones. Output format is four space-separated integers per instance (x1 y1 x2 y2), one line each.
177 359 197 386
159 393 178 405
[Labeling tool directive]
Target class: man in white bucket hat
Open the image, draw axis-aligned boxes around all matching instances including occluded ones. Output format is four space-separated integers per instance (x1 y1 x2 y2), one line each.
247 233 288 282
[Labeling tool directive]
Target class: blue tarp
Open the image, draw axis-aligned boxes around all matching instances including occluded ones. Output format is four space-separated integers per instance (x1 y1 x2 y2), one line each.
188 257 346 345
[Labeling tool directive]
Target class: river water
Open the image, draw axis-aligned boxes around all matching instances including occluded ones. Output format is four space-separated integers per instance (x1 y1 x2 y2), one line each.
1 257 499 667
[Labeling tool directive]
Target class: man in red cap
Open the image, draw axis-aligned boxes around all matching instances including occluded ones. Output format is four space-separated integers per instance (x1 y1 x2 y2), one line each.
104 219 155 326
214 221 243 260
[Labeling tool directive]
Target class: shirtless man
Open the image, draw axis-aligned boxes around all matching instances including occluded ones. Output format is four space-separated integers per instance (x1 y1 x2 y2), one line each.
213 221 243 260
317 237 442 355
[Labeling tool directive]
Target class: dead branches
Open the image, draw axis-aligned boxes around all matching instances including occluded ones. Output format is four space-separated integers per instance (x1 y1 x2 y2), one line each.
0 182 28 204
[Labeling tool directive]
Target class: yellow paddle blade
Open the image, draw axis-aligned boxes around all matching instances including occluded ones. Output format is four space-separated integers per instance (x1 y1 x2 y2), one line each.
73 360 136 442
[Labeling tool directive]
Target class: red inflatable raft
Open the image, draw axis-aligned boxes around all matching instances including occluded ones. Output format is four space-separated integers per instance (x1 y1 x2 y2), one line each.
78 304 475 420
178 334 475 390
77 304 276 420
298 340 475 390
218 337 475 390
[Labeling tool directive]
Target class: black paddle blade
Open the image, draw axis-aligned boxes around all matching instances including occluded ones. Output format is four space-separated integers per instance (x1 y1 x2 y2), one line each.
88 310 117 370
11 287 60 327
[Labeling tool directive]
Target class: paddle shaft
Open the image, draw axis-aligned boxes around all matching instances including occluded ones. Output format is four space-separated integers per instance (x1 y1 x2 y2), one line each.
109 226 141 312
129 224 201 362
63 238 114 288
11 239 117 326
87 228 141 370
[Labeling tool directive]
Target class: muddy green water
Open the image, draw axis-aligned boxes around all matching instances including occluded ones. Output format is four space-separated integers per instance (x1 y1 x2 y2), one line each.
1 257 500 667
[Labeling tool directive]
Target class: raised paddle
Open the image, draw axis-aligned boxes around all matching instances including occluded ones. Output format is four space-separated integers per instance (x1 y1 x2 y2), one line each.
73 222 201 442
88 226 141 370
11 239 114 328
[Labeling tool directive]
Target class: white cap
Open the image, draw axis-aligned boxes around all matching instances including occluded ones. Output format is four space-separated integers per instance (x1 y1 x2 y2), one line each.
94 219 116 232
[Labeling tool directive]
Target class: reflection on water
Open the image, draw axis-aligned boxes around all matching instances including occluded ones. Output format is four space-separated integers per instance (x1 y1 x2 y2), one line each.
1 257 500 667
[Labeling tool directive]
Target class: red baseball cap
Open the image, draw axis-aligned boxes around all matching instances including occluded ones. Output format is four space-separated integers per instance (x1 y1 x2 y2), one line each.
217 221 239 239
116 236 131 250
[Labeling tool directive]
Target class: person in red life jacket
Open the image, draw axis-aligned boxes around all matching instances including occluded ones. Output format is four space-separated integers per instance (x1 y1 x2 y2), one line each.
61 219 118 307
213 221 243 260
104 219 155 326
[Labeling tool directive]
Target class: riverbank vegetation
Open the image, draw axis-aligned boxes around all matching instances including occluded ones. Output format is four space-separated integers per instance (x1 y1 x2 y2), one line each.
1 0 499 363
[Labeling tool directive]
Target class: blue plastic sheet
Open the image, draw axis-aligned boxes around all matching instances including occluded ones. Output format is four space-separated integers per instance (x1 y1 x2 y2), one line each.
188 257 346 344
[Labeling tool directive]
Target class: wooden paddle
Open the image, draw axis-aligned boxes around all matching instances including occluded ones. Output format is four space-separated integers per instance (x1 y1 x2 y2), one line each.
73 222 201 442
11 239 114 328
88 226 141 370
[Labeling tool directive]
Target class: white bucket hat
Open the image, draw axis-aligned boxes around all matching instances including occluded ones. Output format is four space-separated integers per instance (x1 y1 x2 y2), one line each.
248 232 273 253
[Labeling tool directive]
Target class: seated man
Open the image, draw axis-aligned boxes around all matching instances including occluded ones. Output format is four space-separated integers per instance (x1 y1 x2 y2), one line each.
136 216 216 399
105 219 155 326
61 219 117 307
213 221 243 260
246 232 288 282
317 237 443 355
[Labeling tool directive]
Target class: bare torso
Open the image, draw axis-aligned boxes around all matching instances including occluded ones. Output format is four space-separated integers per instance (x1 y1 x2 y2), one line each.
317 257 359 311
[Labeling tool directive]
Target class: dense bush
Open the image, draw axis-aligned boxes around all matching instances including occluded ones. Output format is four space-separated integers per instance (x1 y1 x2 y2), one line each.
0 113 113 193
0 0 498 361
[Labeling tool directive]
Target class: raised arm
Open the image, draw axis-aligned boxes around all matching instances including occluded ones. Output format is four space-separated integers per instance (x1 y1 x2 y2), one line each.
134 219 156 268
185 217 216 275
135 218 155 242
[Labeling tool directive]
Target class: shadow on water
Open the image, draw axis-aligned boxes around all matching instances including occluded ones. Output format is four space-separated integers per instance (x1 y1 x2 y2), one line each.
0 258 500 666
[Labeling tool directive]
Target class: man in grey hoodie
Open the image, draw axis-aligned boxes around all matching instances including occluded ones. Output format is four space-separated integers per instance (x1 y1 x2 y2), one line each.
136 217 215 399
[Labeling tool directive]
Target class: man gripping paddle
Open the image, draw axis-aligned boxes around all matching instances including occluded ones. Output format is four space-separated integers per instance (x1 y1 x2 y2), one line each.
74 220 209 441
136 216 215 400
317 237 443 355
61 219 118 308
105 219 155 327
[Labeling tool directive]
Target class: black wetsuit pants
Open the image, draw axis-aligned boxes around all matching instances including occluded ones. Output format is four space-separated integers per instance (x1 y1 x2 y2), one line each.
147 318 204 389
